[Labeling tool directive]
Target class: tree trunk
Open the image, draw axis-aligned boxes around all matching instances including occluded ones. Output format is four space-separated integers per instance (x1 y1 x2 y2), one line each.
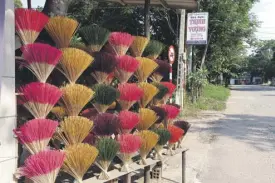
42 0 72 16
200 34 212 69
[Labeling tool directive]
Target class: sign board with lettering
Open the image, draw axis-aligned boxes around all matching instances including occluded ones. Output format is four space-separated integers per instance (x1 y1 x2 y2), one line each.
186 12 209 45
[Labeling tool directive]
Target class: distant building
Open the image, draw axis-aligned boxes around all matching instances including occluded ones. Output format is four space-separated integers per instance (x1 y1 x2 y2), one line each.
230 72 251 85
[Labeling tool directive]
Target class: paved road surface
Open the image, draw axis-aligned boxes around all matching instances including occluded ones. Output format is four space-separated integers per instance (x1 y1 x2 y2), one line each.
162 85 275 183
197 85 275 183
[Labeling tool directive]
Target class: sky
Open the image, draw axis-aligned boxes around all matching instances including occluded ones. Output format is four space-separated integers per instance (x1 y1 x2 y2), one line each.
22 0 45 8
22 0 275 40
251 0 275 40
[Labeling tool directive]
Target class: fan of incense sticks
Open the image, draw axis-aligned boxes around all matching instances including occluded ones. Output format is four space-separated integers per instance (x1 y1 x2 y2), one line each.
51 106 66 120
117 83 144 110
15 8 49 45
60 84 94 116
130 36 149 57
108 32 134 56
14 119 58 154
58 48 94 83
78 25 110 53
167 125 184 155
162 104 180 125
105 72 115 85
83 132 96 145
174 120 191 148
136 108 158 131
108 101 117 110
102 43 117 55
150 106 167 126
168 103 181 109
143 40 165 60
137 130 159 165
117 134 142 172
152 82 169 104
19 82 62 119
174 120 191 134
62 143 99 183
95 138 120 179
161 82 176 103
115 55 140 83
93 113 120 137
16 150 65 183
138 82 159 107
118 110 140 134
45 16 79 48
151 60 171 82
90 52 117 84
55 116 93 146
81 108 99 121
153 128 171 160
21 43 62 83
135 57 159 82
92 84 120 113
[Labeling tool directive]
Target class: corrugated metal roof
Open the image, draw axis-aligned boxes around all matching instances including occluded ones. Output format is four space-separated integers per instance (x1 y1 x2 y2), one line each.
102 0 198 10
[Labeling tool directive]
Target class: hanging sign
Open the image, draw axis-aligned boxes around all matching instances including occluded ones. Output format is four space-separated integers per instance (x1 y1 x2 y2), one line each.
0 0 5 103
186 12 209 45
168 45 176 64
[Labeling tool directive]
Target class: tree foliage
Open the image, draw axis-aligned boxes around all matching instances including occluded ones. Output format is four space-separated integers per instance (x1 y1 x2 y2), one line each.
196 0 259 83
246 40 275 81
15 0 23 8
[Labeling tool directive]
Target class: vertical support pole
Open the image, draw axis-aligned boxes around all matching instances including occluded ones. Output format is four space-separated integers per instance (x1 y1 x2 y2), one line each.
187 45 193 74
169 64 173 83
122 174 131 183
144 165 151 183
144 0 151 38
27 0 32 9
0 0 17 182
175 9 186 107
182 151 186 183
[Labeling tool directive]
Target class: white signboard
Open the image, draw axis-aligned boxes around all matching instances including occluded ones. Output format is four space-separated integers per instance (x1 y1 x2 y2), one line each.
186 12 209 45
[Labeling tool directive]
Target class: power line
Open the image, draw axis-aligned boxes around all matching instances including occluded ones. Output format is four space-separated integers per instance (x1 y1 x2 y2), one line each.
256 32 275 35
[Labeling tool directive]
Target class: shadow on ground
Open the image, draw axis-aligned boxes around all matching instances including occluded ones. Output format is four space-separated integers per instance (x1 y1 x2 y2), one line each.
190 114 275 152
230 85 275 92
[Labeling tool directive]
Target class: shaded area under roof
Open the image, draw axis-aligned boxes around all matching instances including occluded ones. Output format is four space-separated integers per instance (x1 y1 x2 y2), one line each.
100 0 198 10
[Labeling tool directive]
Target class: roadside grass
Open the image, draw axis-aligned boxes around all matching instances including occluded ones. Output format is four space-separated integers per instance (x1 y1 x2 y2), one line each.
183 84 230 116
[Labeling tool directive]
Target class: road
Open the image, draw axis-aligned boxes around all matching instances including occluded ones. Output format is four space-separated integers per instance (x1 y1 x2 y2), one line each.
197 85 275 183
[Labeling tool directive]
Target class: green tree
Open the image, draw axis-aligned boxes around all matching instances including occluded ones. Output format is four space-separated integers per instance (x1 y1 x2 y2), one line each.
195 0 259 84
15 0 23 8
247 40 275 81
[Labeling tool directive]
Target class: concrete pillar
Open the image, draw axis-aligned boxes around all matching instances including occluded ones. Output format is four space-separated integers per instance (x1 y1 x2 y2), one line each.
175 9 186 108
0 1 17 182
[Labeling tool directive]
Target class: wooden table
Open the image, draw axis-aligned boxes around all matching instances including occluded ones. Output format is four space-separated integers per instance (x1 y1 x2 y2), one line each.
83 148 188 183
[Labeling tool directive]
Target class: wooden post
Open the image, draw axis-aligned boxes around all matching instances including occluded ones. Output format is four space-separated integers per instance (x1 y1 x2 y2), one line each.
27 0 32 9
144 165 151 183
182 151 186 183
121 174 131 183
144 0 151 38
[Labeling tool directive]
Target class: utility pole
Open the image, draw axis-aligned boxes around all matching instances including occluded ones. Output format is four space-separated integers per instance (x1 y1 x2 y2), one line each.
144 0 151 38
175 9 186 111
27 0 32 9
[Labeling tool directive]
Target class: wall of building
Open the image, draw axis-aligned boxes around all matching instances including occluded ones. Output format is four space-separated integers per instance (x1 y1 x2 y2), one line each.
0 1 17 182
